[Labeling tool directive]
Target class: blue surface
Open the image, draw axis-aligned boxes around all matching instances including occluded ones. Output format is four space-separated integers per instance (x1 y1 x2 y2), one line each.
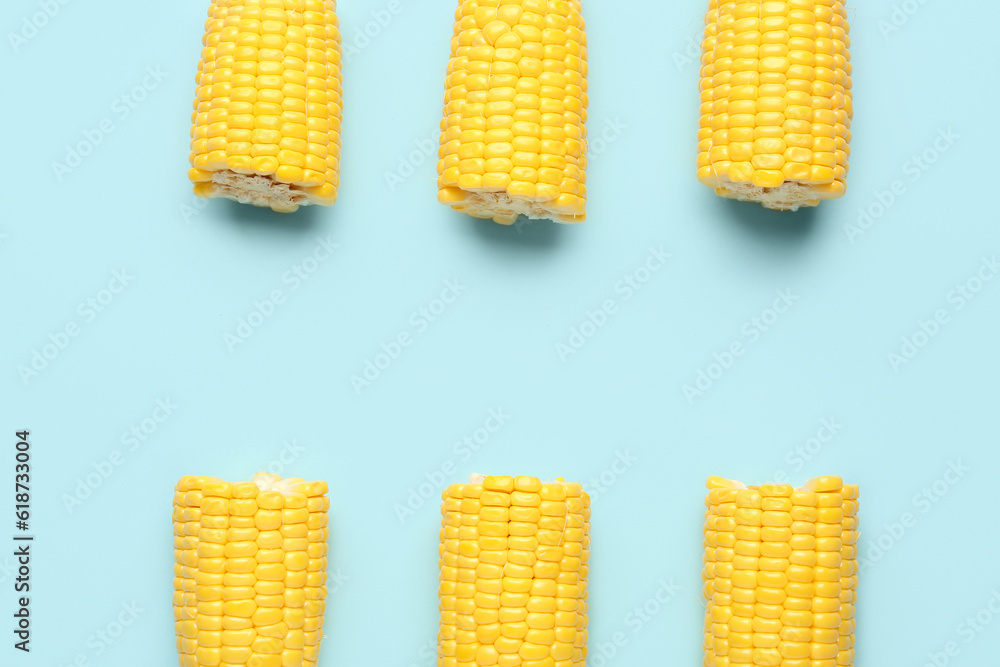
2 0 999 665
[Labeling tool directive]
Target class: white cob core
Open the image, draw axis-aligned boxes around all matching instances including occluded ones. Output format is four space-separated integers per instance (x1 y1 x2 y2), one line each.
712 180 826 212
208 171 312 213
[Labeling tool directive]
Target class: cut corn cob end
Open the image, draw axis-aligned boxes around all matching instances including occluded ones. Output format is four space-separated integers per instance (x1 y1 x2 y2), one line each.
703 475 859 667
189 167 337 214
437 184 586 226
436 0 589 225
696 168 846 212
188 0 343 214
172 473 330 667
697 0 853 211
439 474 591 665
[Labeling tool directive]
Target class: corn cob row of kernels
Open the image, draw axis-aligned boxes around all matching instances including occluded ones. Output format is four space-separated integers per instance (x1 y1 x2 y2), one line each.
437 0 589 224
439 474 591 666
188 0 343 213
186 0 863 217
702 475 859 667
172 473 330 667
697 0 853 210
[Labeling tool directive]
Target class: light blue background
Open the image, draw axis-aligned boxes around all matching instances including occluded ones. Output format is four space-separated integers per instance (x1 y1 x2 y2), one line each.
2 0 999 665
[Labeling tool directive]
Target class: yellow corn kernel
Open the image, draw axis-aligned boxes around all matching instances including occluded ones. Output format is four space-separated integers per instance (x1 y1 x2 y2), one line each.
188 0 343 213
440 475 590 666
173 473 329 667
703 476 858 667
437 0 588 224
697 0 853 210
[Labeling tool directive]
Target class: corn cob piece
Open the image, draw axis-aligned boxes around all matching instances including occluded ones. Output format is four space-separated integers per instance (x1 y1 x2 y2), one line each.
439 474 591 666
437 0 589 225
173 473 330 667
702 475 859 667
697 1 853 210
188 0 343 213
